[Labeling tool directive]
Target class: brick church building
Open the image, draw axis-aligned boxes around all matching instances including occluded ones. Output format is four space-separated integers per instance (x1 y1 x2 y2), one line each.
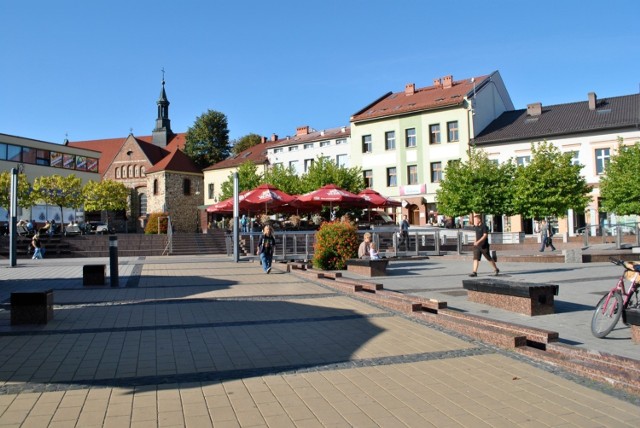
67 79 203 233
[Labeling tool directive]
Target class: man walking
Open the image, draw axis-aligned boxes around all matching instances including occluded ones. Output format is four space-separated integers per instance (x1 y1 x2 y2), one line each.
399 215 410 250
469 214 499 277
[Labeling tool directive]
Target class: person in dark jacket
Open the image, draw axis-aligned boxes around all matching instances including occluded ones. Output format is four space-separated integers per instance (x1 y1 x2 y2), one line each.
469 215 499 277
257 224 276 274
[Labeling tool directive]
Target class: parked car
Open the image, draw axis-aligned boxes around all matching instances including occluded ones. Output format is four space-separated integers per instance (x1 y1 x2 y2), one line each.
64 223 83 236
357 211 396 229
86 221 114 234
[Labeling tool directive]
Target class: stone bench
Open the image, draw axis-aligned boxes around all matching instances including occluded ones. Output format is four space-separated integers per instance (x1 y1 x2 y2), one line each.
11 289 54 325
624 308 640 344
462 278 558 316
83 264 106 286
346 259 389 277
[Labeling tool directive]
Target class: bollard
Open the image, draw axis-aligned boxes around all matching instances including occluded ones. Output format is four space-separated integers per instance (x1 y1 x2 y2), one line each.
109 235 119 287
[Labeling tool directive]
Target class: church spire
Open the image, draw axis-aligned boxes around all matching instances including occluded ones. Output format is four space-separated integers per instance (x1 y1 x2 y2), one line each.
152 69 174 147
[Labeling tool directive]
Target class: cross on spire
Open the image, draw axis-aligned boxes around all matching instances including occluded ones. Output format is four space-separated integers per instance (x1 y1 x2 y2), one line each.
161 67 165 84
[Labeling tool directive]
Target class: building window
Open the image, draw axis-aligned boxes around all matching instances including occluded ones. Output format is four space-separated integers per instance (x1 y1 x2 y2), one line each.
595 148 610 174
304 159 314 172
274 148 283 154
516 156 530 166
208 183 215 199
568 151 580 166
363 170 373 188
289 160 299 174
447 121 459 142
288 145 298 152
35 150 50 166
304 143 314 149
431 162 442 183
140 166 145 176
384 131 396 150
336 154 348 168
336 138 346 145
429 124 441 144
153 179 158 195
134 166 139 177
128 165 133 177
407 165 418 185
387 167 397 187
115 168 120 179
138 193 147 216
405 128 416 148
183 178 191 195
362 135 372 153
7 144 21 162
320 141 331 147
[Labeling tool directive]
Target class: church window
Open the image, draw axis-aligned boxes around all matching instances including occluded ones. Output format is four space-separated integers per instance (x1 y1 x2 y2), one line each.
153 179 158 195
183 178 191 195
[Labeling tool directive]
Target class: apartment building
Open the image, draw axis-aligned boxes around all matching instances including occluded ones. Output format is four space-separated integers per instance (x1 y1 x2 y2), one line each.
473 92 640 236
349 71 513 225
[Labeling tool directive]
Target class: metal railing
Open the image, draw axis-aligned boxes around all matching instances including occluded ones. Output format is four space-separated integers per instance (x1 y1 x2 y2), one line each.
576 222 640 249
162 216 173 255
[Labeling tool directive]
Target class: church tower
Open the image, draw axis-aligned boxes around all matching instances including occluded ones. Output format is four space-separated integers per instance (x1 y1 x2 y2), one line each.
152 75 174 147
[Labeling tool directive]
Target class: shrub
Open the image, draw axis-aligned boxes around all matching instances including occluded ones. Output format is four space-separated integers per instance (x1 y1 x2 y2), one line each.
145 212 169 234
312 221 359 270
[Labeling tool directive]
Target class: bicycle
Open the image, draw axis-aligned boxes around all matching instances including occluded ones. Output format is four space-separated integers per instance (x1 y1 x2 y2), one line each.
591 257 640 338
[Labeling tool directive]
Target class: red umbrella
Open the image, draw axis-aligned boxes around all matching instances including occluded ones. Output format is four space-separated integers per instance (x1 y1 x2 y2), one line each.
358 188 402 208
206 199 233 213
241 183 296 213
295 184 368 210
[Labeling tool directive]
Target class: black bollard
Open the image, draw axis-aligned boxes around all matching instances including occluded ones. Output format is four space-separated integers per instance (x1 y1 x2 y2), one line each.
109 235 119 287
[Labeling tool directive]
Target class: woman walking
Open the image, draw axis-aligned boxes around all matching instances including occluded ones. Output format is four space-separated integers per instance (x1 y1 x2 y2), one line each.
257 224 276 273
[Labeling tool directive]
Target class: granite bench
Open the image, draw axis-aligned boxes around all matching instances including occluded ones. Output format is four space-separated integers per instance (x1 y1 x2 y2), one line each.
83 264 106 286
11 289 54 325
462 278 559 316
346 259 389 277
624 308 640 344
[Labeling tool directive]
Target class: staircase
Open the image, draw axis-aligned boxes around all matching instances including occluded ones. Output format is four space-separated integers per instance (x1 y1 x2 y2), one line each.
0 230 229 258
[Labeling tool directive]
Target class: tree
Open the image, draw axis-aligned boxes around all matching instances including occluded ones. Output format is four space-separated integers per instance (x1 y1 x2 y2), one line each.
262 164 302 195
183 109 231 169
512 141 591 219
32 174 84 223
83 179 129 214
0 171 34 213
219 161 262 200
300 156 364 194
436 149 515 217
231 133 263 156
599 140 640 215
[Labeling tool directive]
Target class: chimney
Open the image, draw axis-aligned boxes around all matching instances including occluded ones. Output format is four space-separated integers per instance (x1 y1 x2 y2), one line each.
405 83 415 96
588 92 598 110
270 133 278 142
527 102 542 117
296 126 310 136
442 75 453 89
433 78 441 88
261 136 267 144
340 126 346 133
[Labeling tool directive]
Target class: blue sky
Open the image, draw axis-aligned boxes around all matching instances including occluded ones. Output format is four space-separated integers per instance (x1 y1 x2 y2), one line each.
1 0 639 144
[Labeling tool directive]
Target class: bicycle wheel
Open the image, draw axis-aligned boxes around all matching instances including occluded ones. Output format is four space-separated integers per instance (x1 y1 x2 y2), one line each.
591 292 624 338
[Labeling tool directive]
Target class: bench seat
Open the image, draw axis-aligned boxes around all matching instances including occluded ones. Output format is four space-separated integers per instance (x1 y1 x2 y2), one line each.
346 259 389 277
462 278 558 316
11 289 54 325
625 308 640 344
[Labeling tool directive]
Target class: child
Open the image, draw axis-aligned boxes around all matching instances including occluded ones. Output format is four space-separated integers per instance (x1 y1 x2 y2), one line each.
369 242 380 260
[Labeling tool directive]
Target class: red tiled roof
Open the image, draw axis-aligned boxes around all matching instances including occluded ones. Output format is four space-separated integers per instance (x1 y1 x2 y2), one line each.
269 126 350 149
145 147 201 174
350 74 489 123
66 137 125 175
68 133 187 175
203 139 281 171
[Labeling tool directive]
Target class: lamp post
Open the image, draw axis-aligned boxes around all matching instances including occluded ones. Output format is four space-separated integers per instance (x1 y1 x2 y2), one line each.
8 164 24 267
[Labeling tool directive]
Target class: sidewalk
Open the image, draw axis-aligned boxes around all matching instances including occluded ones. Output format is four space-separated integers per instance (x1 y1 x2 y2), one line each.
0 255 638 427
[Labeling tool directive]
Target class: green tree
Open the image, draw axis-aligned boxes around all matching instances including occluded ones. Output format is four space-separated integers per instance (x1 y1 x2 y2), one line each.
83 179 129 213
219 161 262 200
512 141 591 219
231 133 262 156
300 156 364 194
599 140 640 215
436 149 515 217
32 174 83 222
184 109 230 169
262 164 302 195
0 171 34 212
